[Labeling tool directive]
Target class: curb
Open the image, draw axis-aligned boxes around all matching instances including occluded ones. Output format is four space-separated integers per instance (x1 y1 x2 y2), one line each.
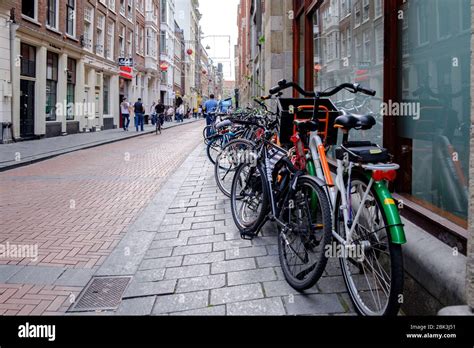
0 118 204 172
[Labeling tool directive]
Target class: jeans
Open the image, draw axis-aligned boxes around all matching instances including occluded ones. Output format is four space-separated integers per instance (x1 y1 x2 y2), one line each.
123 114 130 130
135 113 144 131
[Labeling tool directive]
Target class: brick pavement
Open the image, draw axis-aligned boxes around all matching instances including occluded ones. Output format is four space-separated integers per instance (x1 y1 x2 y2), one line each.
114 144 356 316
0 121 204 315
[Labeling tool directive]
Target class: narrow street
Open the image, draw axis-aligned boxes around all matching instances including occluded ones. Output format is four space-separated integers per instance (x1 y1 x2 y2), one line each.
0 121 204 315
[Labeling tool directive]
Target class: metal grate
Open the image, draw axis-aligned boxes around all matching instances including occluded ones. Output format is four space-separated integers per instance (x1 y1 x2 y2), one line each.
68 276 132 312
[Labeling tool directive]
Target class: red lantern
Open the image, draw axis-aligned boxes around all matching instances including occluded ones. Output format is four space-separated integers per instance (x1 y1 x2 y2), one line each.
160 62 168 72
202 69 207 75
186 48 193 55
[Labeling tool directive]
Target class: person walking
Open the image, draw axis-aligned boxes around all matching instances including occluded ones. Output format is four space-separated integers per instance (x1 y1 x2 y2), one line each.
204 94 218 134
121 97 131 131
177 104 185 123
166 106 175 123
134 98 145 132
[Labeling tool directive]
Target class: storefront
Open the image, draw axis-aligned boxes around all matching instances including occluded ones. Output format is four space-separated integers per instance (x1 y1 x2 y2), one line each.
293 0 471 251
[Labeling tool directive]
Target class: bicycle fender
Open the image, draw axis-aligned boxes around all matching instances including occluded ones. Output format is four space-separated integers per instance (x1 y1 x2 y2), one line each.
372 180 407 245
300 174 327 189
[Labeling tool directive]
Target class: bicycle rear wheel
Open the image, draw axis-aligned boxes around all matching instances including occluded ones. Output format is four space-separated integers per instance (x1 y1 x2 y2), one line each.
278 176 332 291
336 171 403 316
230 163 269 233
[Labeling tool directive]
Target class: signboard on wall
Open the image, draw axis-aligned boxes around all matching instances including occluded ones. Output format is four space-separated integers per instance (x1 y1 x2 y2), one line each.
118 58 133 67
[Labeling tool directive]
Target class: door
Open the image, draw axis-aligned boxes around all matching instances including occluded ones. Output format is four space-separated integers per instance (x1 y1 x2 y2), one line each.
20 79 35 137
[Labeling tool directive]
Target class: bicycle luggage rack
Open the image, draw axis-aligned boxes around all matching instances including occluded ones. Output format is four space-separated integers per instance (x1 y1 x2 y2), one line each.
276 98 342 149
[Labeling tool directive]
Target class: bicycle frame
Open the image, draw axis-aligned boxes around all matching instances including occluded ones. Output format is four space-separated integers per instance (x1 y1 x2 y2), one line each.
306 131 406 245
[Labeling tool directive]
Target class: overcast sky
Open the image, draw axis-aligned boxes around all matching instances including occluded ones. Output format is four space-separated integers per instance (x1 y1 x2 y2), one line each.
199 0 239 81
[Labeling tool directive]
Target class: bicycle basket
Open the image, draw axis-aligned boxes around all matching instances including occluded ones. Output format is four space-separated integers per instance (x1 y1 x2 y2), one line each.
277 98 341 149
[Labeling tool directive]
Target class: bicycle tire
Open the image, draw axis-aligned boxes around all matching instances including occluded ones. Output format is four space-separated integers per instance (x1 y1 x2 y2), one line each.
335 170 404 316
215 139 256 198
206 136 225 165
278 175 332 291
230 163 269 233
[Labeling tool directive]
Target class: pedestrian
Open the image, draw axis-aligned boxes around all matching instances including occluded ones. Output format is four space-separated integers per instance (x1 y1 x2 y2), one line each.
198 105 203 118
167 106 175 123
134 98 145 132
177 104 185 123
121 97 131 131
204 94 218 135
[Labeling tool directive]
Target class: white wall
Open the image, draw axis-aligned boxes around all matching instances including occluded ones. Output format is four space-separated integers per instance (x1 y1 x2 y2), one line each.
0 12 11 124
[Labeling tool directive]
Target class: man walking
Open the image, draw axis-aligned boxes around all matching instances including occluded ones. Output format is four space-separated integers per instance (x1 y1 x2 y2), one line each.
204 94 218 136
134 98 145 132
121 97 131 131
155 101 165 126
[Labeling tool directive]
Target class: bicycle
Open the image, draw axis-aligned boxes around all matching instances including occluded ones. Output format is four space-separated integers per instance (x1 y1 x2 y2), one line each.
268 79 407 316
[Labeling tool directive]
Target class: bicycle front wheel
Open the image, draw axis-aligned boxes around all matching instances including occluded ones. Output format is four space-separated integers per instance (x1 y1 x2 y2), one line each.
336 171 403 316
278 176 332 291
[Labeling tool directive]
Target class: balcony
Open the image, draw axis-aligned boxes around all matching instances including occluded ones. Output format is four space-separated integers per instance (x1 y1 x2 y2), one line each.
145 11 159 26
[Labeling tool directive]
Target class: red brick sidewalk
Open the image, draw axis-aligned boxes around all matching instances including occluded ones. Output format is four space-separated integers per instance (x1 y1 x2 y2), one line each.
0 121 204 315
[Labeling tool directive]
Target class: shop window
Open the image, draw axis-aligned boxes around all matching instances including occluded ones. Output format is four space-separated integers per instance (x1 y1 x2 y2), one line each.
66 58 76 121
398 0 471 226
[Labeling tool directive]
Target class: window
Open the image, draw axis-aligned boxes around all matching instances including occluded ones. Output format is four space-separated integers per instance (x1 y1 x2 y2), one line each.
84 7 94 51
362 0 370 22
437 0 451 39
22 0 37 19
119 25 125 56
127 30 133 57
160 30 167 55
363 30 370 61
341 30 347 57
161 0 167 24
47 0 58 29
66 58 76 121
21 43 36 77
354 2 361 27
120 0 126 16
103 76 110 114
374 0 383 18
106 22 115 60
46 52 58 122
340 0 351 18
127 0 133 21
355 35 361 62
96 14 105 56
66 0 76 36
375 24 383 64
417 3 429 45
137 0 144 13
347 28 352 56
109 0 116 11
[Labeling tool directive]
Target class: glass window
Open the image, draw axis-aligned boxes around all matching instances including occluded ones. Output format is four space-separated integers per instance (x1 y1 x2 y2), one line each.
313 1 384 145
398 0 471 226
66 0 76 36
47 0 57 28
20 43 36 78
46 52 58 121
103 76 110 115
66 58 76 121
22 0 36 19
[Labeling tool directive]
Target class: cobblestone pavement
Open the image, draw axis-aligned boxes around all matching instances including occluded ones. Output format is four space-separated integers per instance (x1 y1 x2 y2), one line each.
0 121 204 315
114 144 356 316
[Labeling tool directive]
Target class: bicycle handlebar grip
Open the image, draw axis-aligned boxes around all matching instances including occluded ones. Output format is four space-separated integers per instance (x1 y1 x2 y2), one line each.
356 85 376 97
269 86 282 95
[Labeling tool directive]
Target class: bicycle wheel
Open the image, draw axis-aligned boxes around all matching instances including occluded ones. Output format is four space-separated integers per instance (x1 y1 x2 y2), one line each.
336 171 403 316
206 135 225 165
230 163 269 233
203 126 216 145
215 139 256 198
278 176 332 291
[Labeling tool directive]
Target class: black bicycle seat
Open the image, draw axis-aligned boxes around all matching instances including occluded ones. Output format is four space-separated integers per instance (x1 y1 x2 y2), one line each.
294 119 319 133
334 114 376 130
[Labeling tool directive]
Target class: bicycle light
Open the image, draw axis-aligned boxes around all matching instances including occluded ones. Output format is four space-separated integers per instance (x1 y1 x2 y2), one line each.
372 170 397 182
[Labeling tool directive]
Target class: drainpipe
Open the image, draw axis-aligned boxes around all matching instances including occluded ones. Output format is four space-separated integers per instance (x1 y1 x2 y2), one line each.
2 8 18 143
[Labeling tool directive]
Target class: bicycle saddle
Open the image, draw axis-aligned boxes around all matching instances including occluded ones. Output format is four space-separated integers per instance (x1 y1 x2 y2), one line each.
334 113 376 130
215 119 233 129
294 119 319 133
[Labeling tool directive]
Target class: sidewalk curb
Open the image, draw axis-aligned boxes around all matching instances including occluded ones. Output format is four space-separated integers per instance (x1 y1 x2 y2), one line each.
0 119 204 173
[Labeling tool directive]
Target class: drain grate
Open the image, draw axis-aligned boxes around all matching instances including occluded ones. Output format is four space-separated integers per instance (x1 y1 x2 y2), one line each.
68 276 132 312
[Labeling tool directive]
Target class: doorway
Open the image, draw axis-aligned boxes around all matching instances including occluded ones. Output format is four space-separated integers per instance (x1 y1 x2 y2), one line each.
20 79 35 138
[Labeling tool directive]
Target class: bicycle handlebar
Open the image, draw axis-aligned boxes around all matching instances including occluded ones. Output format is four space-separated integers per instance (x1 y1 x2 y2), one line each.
269 80 376 98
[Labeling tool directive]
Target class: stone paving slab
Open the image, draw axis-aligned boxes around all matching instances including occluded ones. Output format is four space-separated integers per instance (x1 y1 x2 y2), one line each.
112 144 355 316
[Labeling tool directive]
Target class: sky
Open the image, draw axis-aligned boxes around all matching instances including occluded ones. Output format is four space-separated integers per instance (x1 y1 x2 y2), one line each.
198 0 240 81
